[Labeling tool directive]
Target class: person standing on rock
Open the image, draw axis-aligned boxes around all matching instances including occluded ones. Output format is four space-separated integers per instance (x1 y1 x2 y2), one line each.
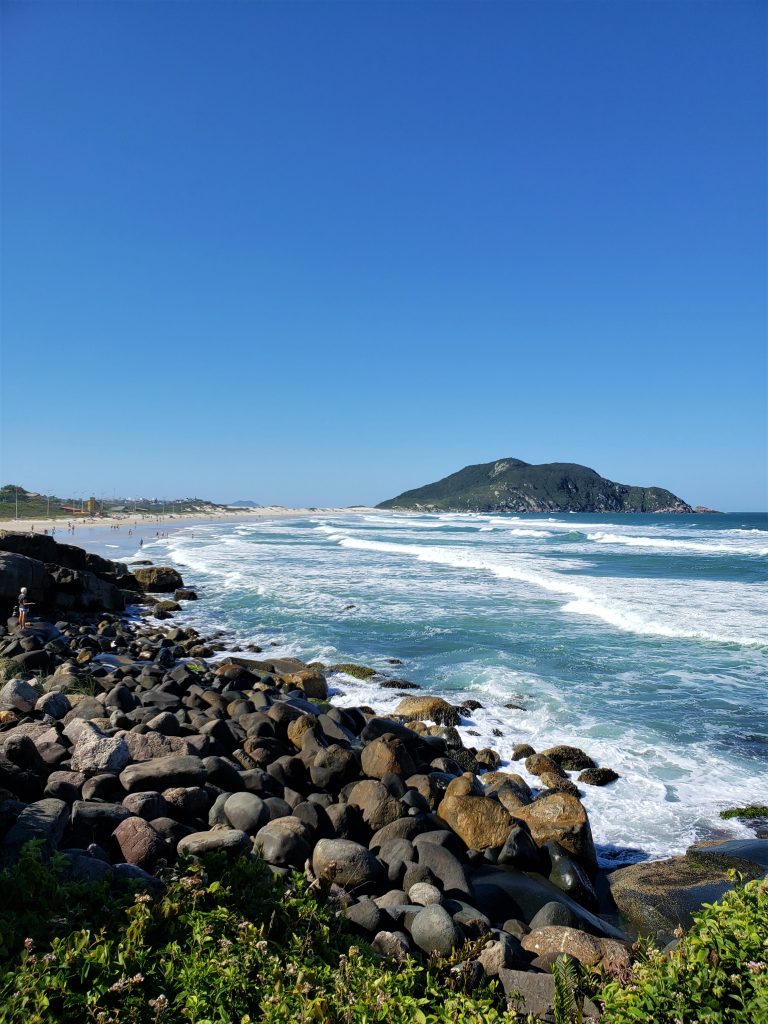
17 587 31 629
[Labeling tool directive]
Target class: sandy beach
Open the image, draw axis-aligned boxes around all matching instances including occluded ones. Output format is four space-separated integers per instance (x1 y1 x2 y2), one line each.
0 506 378 536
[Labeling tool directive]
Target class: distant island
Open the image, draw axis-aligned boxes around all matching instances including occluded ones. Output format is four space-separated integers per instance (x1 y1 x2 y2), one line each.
377 458 695 513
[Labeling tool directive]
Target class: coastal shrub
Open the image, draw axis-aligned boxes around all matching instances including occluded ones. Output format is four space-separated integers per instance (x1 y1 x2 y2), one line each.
0 846 511 1024
600 875 768 1023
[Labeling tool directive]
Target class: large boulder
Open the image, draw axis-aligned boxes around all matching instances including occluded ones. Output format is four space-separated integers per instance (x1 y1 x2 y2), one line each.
0 551 48 613
113 816 166 871
0 798 69 865
0 679 40 714
512 793 597 873
361 736 416 780
281 669 328 701
409 904 463 956
521 925 602 966
312 838 383 891
607 852 764 938
540 745 597 772
254 816 313 868
70 725 131 775
393 696 460 727
437 774 515 850
132 566 185 592
347 780 404 833
119 755 206 793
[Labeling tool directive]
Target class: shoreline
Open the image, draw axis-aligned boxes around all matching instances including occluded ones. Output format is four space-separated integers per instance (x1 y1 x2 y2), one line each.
0 506 380 535
0 528 765 987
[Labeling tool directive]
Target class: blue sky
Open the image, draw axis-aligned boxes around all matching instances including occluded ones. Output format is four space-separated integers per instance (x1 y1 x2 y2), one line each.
1 1 765 509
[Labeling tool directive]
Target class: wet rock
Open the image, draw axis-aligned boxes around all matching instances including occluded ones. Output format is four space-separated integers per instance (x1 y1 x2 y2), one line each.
541 745 597 772
608 856 752 938
524 753 567 779
513 792 597 873
511 744 535 761
497 825 550 873
578 767 619 786
132 567 185 592
281 669 328 701
393 696 460 727
546 841 598 910
529 901 580 931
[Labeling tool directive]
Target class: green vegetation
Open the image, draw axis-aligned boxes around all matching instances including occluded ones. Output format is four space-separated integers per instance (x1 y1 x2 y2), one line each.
720 805 768 820
377 458 691 514
329 663 378 680
600 875 768 1023
0 483 231 521
3 846 765 1024
0 845 511 1024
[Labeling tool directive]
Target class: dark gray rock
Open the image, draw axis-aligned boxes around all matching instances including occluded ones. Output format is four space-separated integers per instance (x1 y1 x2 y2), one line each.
119 755 206 793
177 828 251 859
312 838 383 892
497 825 550 873
224 792 270 834
345 898 389 935
529 900 580 931
409 903 463 955
254 816 312 868
0 797 68 864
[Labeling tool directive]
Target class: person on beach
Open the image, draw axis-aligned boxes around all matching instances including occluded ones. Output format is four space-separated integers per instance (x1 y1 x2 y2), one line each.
17 587 30 629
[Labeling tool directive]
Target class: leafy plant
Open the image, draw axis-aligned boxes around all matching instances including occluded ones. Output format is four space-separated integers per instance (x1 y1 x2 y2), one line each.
552 955 583 1024
600 875 768 1023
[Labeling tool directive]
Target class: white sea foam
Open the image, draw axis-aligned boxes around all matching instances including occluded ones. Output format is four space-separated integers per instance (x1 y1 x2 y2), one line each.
508 528 554 538
328 663 760 864
332 533 768 647
587 531 768 557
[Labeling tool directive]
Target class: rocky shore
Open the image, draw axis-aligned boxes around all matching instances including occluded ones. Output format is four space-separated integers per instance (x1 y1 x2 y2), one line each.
0 533 765 1021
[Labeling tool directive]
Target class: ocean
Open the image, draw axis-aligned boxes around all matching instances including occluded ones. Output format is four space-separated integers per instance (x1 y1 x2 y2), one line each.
88 510 767 867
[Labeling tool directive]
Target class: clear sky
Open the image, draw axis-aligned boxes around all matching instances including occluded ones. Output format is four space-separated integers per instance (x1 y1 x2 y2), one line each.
1 1 765 510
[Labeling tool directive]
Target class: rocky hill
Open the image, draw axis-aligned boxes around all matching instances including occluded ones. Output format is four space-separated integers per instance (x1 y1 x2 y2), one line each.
377 458 693 513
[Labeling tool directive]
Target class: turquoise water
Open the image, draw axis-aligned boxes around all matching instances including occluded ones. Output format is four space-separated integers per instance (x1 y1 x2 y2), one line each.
91 511 767 865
